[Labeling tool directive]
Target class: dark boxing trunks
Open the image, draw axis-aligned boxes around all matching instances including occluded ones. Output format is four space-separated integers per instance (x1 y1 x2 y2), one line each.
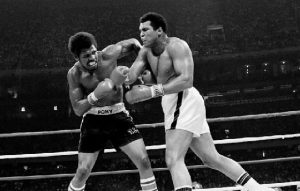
78 103 142 153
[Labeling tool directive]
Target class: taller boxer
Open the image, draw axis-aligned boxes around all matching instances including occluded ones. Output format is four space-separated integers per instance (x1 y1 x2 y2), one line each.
67 32 158 191
125 12 275 191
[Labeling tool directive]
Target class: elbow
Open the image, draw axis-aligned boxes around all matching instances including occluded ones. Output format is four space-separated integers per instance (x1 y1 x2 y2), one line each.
131 38 141 46
182 76 193 89
73 108 84 117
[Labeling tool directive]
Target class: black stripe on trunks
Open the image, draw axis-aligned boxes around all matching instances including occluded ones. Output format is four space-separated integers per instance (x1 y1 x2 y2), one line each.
170 91 183 129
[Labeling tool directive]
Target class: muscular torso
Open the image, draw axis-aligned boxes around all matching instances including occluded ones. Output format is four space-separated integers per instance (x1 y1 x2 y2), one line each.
146 37 178 84
72 52 123 107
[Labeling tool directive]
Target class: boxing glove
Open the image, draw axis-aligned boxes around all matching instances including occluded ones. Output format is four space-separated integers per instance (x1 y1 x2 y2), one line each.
87 78 114 105
141 70 156 85
125 84 164 104
110 66 129 86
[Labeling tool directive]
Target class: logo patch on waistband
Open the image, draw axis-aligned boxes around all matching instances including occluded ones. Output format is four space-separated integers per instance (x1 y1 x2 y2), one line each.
97 109 113 114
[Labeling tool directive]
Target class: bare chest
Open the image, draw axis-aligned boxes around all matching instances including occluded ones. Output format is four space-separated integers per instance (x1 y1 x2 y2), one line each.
147 51 174 83
80 62 116 93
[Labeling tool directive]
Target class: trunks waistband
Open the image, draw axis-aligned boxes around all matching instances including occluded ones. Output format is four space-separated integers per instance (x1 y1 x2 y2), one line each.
83 103 126 116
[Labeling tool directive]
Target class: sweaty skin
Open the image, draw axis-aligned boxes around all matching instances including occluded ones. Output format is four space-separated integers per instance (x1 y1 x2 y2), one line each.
68 39 141 116
129 37 194 95
69 50 123 105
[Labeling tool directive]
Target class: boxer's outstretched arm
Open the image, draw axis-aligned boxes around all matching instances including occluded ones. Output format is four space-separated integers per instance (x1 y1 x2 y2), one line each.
162 40 194 94
67 68 92 116
126 47 148 85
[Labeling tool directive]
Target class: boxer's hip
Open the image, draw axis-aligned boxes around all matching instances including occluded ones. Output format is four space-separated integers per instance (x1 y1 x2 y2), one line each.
83 102 126 117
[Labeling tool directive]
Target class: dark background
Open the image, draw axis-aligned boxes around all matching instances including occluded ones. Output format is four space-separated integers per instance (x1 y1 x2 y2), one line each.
0 0 299 190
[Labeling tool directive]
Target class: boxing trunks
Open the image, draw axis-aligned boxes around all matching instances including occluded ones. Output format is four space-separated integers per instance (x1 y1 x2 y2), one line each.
79 103 142 153
162 87 210 137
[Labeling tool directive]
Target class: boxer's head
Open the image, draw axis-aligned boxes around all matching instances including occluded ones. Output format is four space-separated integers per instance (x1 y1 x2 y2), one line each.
139 12 168 47
68 32 98 71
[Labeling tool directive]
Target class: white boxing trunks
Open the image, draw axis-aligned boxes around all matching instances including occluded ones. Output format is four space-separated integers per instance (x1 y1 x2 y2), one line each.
161 87 210 137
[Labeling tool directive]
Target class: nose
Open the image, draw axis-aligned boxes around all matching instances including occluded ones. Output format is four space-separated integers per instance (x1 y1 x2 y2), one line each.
90 53 96 60
140 31 145 38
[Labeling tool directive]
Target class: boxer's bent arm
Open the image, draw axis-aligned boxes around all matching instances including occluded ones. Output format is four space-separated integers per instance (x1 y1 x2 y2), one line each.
162 40 194 94
101 38 142 60
67 70 92 116
127 47 148 85
116 38 142 58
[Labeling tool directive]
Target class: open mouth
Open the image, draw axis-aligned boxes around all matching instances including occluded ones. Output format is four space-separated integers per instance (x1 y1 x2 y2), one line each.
87 61 97 67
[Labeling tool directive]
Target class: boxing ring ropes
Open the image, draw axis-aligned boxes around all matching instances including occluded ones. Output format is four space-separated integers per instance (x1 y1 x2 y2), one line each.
0 110 300 190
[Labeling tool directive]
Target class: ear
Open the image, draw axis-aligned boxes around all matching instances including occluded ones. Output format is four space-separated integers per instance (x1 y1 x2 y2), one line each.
157 27 163 37
74 55 79 61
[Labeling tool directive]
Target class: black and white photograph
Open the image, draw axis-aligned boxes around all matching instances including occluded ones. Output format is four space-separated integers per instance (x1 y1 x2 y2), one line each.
0 0 299 190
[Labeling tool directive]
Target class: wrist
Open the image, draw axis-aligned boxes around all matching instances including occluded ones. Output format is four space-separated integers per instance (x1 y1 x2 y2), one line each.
87 92 98 105
125 73 137 85
124 75 130 85
150 84 164 98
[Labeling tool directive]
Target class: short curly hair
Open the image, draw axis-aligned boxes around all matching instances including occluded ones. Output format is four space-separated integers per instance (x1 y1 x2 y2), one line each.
140 12 168 33
68 32 98 58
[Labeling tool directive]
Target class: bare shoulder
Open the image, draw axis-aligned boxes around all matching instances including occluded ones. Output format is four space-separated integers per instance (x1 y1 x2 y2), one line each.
140 46 150 55
166 37 191 57
67 63 81 83
168 37 189 50
135 46 150 60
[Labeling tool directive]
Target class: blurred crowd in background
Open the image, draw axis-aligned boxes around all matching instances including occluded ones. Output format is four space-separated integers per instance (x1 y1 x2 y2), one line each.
0 0 300 190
